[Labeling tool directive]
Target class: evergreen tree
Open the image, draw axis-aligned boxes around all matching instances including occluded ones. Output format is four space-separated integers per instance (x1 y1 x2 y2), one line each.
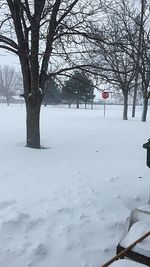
43 78 61 106
62 71 94 109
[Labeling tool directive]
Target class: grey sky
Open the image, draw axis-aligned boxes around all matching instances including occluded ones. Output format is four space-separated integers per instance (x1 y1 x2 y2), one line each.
0 49 20 69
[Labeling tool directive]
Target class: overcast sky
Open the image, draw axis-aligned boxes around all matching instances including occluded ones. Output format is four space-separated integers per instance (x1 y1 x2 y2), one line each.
0 49 20 69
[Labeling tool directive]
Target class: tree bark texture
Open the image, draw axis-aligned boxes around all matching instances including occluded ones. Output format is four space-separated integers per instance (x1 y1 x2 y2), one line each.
132 82 138 118
123 92 128 120
141 96 148 122
26 96 41 148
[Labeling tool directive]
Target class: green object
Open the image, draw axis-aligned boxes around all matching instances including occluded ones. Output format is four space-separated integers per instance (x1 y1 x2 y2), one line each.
143 139 150 168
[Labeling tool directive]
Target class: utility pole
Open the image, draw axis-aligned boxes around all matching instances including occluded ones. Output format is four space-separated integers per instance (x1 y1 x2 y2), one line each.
132 0 146 117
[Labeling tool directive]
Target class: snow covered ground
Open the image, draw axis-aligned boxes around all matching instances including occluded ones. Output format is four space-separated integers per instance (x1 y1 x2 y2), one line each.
0 104 150 267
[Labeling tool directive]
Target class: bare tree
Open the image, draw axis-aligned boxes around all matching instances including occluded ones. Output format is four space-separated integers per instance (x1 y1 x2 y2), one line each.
0 0 100 148
120 0 150 121
87 0 136 120
96 47 135 120
0 65 17 105
103 0 150 121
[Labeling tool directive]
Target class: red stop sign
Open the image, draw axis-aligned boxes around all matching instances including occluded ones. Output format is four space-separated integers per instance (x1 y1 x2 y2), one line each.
102 91 109 99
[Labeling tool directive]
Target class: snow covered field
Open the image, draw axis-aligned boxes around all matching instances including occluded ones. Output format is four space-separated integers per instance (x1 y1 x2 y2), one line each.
0 104 150 267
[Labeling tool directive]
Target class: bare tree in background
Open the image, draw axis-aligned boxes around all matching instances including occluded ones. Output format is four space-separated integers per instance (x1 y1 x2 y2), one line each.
85 0 150 121
117 0 150 121
87 0 136 120
104 0 150 120
0 65 17 105
0 0 101 148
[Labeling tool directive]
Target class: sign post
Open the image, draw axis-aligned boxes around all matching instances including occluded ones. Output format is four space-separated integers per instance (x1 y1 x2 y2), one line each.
102 92 109 118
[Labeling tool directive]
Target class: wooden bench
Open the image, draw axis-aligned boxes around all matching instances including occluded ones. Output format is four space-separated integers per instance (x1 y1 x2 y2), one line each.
116 205 150 266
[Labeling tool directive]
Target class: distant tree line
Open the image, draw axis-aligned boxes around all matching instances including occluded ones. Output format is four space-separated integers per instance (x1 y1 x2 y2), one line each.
43 70 95 108
61 70 95 109
0 67 95 109
0 65 23 105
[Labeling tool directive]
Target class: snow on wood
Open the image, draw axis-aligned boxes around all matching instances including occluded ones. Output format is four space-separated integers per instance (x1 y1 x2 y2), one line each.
120 221 150 257
110 259 148 267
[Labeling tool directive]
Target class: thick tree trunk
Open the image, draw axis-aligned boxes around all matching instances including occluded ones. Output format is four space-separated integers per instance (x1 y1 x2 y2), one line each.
76 90 80 109
6 96 10 106
26 97 41 149
132 83 138 118
6 100 10 106
123 92 128 120
91 99 93 109
91 89 94 110
141 96 148 122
